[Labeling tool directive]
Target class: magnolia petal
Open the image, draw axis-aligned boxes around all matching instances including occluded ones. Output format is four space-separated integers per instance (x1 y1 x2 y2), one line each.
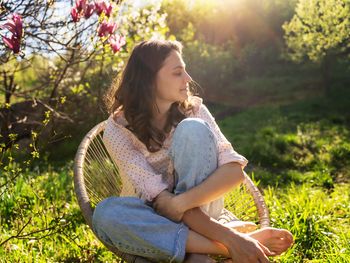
12 39 21 53
75 0 87 12
94 0 105 15
84 3 95 18
2 21 16 33
2 35 21 53
2 36 14 49
109 34 126 53
12 14 23 38
105 4 113 17
71 7 80 22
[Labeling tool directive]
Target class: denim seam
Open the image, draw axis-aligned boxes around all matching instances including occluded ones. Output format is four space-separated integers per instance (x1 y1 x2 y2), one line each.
170 223 189 263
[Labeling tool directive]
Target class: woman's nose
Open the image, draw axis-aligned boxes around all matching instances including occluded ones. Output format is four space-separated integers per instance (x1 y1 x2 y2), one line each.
184 71 192 83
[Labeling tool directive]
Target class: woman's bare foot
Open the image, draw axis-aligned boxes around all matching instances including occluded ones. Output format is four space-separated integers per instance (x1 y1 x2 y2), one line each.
248 227 294 255
184 253 216 263
225 221 257 233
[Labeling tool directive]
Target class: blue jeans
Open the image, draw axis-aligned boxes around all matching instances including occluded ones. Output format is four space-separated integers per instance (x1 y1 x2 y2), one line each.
92 118 223 262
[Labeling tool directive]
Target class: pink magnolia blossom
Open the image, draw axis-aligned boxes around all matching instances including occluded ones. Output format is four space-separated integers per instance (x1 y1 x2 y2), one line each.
70 7 80 22
75 0 87 13
71 0 95 21
1 13 23 53
108 34 126 53
84 3 95 18
97 20 117 37
103 2 113 17
94 1 106 15
95 0 113 17
2 35 21 53
1 13 23 39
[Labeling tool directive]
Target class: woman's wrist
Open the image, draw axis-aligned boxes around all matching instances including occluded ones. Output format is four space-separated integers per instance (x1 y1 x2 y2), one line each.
173 193 190 214
219 228 242 249
153 190 185 222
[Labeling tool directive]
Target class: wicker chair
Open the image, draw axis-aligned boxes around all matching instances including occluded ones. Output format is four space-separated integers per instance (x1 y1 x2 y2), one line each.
73 121 270 263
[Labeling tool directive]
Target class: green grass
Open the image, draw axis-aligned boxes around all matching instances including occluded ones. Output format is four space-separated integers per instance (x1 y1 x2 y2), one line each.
1 87 349 262
217 86 350 187
265 183 350 262
0 164 116 262
215 85 350 262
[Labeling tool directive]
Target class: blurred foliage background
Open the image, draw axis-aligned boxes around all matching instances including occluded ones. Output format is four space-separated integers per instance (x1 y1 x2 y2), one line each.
0 0 349 262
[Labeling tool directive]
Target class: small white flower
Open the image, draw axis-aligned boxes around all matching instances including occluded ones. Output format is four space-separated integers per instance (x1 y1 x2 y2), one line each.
11 244 19 250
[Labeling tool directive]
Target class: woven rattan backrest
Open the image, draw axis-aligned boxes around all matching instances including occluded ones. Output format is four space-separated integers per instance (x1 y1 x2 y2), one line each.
74 121 152 262
226 174 270 227
82 130 122 205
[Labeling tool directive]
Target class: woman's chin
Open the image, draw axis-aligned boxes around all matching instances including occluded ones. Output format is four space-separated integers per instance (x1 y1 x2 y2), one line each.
174 92 189 104
180 91 189 99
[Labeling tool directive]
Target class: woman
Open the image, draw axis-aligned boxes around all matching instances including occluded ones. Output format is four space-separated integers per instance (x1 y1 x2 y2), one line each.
92 40 293 262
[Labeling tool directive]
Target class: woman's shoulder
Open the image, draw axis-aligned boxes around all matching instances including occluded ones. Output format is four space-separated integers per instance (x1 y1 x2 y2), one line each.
188 95 213 118
105 112 149 153
188 95 203 115
104 111 128 138
110 108 128 126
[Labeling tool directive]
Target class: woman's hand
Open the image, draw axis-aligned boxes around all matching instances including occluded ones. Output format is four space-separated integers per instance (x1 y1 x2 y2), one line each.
153 190 185 222
223 230 274 263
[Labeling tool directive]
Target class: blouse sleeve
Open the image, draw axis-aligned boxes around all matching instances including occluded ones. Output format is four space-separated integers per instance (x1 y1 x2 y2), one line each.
194 103 248 168
103 118 168 202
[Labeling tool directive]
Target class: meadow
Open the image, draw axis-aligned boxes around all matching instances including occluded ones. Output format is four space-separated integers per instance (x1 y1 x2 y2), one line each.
1 85 349 262
1 0 350 262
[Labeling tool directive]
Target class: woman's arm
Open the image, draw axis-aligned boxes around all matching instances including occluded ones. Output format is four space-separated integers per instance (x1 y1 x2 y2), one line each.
153 161 244 221
176 161 244 212
152 160 272 262
154 101 248 220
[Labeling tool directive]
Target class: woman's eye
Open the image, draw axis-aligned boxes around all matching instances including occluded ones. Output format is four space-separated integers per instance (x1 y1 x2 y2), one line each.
174 72 182 76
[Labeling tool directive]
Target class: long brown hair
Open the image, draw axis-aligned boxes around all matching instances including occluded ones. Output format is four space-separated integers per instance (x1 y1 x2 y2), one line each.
105 40 194 152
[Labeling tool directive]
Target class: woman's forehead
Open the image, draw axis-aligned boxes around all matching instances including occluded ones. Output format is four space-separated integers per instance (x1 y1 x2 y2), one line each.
162 51 185 70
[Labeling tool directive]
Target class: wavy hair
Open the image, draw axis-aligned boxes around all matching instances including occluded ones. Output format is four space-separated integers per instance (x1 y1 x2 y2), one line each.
104 40 195 152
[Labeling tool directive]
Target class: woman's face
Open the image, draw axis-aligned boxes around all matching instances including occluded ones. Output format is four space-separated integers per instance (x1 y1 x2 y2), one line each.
154 50 192 106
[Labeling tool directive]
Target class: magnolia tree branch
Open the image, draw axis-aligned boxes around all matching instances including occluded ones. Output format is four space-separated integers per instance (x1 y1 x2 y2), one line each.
1 0 124 58
0 0 125 104
0 213 71 247
0 0 168 144
0 217 32 247
0 0 171 252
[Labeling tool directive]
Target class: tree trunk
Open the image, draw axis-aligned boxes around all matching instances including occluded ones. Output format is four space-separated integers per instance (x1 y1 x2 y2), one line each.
321 54 333 95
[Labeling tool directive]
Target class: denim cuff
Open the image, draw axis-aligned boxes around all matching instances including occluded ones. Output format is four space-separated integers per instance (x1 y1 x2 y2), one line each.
170 223 189 263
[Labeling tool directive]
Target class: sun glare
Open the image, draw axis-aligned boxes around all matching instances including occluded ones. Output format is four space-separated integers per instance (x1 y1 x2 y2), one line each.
187 0 239 8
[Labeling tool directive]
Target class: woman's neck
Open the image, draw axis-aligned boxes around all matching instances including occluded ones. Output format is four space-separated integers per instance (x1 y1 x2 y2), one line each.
151 101 171 130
